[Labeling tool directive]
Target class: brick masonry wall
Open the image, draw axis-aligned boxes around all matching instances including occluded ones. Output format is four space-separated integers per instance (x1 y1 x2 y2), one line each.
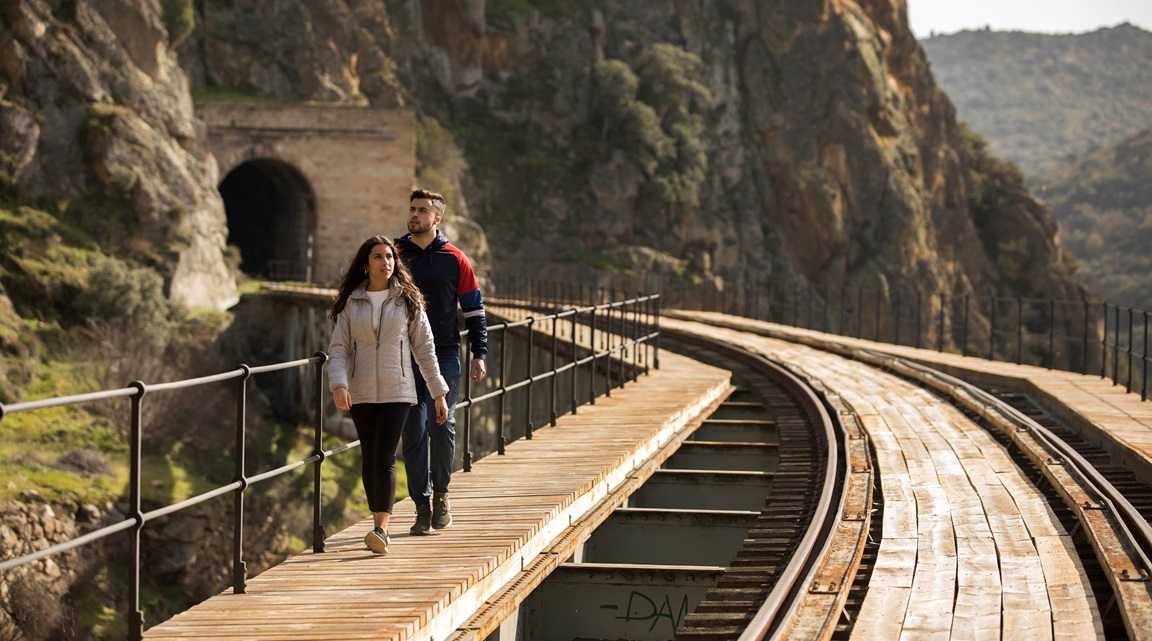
196 102 416 282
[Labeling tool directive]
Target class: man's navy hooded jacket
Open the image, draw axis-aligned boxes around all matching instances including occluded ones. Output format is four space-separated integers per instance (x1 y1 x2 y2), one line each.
395 231 488 360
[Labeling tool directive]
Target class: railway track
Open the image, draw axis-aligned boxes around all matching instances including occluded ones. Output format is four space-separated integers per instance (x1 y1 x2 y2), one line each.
658 313 1152 640
484 306 1152 640
663 333 838 639
977 385 1152 639
650 330 861 641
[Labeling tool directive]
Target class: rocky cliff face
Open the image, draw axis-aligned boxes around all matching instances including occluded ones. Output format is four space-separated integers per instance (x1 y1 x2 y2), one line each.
2 0 1084 309
176 0 1082 310
1 0 235 310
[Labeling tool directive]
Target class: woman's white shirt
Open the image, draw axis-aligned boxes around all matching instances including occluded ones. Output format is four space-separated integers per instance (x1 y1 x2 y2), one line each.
366 288 391 332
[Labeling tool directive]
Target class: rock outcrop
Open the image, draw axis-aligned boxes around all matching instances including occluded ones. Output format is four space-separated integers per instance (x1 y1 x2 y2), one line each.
221 0 1068 309
1 0 236 310
1 490 291 640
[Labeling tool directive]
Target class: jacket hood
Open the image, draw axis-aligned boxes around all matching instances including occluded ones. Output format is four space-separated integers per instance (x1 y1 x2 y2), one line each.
396 230 448 252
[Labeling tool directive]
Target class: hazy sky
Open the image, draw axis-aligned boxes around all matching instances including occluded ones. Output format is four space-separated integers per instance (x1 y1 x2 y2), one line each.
908 0 1152 37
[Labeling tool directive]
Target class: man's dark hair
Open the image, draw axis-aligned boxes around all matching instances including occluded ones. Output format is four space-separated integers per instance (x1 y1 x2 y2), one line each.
410 188 446 215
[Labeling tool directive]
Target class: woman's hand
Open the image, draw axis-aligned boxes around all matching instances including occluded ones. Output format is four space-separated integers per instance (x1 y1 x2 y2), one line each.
434 394 449 424
333 387 352 411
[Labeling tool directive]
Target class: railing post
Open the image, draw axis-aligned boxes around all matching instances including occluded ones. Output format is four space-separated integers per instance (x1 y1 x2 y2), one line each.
1102 303 1109 379
1048 299 1056 369
570 307 578 415
638 297 648 375
233 365 252 594
312 353 327 553
604 303 614 397
497 325 508 454
654 296 661 370
550 313 559 426
589 305 598 405
1113 304 1121 385
1128 308 1136 393
632 297 641 382
1143 310 1149 402
525 318 535 439
127 380 147 641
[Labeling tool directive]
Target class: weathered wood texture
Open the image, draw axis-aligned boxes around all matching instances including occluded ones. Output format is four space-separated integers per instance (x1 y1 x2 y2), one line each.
668 310 1152 487
663 316 1104 641
144 339 729 640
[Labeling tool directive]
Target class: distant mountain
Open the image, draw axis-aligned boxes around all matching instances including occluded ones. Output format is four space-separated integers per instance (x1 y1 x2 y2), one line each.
922 24 1152 177
1035 129 1152 309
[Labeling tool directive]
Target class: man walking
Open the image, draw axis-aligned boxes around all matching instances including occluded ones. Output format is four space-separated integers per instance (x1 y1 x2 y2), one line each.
396 188 488 534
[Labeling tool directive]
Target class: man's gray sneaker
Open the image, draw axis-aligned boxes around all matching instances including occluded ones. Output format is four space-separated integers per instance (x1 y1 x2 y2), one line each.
364 528 389 555
410 503 432 535
432 492 452 530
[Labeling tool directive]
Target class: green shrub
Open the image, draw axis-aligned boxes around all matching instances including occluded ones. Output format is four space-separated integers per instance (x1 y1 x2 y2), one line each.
74 256 172 346
591 44 709 206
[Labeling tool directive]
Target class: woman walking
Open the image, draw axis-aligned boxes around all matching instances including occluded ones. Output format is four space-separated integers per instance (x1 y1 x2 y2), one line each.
328 235 449 555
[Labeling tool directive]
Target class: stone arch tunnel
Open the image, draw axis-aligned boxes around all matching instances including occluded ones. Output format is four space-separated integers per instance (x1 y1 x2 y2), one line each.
220 159 317 281
196 101 416 285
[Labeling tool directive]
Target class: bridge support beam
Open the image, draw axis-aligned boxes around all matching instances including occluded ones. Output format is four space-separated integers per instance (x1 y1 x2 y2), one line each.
519 564 724 641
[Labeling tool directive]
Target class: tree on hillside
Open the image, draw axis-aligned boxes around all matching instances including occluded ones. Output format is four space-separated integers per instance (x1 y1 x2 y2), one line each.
591 44 710 206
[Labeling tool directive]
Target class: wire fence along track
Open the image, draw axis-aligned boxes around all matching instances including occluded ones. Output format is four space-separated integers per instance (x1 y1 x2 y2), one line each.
493 274 1151 401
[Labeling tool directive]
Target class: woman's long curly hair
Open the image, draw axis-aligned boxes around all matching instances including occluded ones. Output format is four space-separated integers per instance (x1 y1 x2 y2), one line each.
328 235 424 322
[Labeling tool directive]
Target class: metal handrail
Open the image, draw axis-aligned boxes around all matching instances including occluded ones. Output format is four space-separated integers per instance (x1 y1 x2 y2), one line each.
0 285 660 641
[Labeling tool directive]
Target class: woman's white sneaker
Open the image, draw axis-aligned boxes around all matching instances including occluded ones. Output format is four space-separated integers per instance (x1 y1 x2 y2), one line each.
364 528 390 554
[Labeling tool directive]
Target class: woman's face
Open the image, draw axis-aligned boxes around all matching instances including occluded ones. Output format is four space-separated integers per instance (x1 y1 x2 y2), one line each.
366 243 395 285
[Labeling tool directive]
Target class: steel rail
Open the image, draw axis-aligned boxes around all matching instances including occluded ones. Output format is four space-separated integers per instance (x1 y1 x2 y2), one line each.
887 354 1152 575
739 353 842 641
660 326 848 640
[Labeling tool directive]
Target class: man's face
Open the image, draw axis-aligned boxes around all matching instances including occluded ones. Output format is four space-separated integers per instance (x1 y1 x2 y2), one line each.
408 198 441 235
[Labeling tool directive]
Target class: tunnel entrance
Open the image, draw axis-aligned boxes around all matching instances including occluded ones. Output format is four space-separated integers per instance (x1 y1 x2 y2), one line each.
220 159 317 282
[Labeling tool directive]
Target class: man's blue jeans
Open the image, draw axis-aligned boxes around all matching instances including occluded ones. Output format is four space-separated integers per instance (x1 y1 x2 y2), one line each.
402 353 460 507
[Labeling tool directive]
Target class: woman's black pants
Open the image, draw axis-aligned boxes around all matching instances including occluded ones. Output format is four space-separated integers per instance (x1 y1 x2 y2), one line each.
349 402 410 514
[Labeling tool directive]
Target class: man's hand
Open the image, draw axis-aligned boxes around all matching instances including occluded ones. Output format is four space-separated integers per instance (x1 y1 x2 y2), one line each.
434 395 449 424
470 358 487 381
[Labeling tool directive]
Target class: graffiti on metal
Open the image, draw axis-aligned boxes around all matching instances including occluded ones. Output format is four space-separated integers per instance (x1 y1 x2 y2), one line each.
600 590 690 633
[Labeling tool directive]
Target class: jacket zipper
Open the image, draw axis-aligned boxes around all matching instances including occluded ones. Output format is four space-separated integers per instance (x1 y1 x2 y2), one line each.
375 299 386 403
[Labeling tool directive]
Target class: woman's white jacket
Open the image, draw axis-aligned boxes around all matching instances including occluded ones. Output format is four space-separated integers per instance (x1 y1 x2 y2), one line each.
327 284 450 404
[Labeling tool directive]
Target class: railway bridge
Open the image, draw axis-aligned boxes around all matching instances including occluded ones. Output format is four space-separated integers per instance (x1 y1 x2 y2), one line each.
4 287 1152 640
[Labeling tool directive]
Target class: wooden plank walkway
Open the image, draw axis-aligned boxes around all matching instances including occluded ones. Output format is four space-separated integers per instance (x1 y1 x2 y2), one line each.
144 347 730 640
668 311 1152 486
663 315 1104 640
